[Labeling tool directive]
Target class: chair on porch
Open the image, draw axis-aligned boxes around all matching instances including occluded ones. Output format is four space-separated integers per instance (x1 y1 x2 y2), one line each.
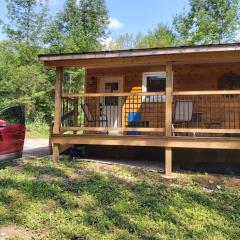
172 100 194 136
80 103 108 128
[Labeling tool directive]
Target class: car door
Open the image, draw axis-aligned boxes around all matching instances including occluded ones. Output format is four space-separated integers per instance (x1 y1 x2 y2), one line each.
0 106 25 159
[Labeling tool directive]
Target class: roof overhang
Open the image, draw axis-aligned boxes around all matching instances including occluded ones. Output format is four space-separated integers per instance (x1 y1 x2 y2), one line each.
38 43 240 68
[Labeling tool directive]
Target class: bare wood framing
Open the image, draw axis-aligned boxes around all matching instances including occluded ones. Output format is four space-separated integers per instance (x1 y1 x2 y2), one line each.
61 126 165 132
49 123 54 154
51 134 240 150
53 67 63 134
59 144 73 154
165 63 173 136
173 128 240 134
52 67 63 161
173 90 240 96
62 91 165 98
165 147 172 177
52 144 60 161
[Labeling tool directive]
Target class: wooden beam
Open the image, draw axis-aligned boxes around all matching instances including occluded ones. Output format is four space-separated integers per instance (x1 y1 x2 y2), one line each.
51 134 240 149
173 128 240 134
165 147 172 177
53 67 63 134
49 123 54 154
52 144 60 161
53 67 63 161
165 63 173 137
61 126 165 133
165 63 173 177
43 51 240 68
173 90 240 96
62 91 165 98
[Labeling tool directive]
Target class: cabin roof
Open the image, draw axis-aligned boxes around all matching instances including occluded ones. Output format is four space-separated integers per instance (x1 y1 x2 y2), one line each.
39 43 240 68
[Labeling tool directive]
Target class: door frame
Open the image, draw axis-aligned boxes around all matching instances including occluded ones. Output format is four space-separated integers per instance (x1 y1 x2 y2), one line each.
99 76 124 128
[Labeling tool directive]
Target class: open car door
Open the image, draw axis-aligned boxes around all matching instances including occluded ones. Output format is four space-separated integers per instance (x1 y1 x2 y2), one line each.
0 106 25 160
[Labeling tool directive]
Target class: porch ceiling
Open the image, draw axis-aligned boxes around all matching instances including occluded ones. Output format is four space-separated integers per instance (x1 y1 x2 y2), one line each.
39 43 240 68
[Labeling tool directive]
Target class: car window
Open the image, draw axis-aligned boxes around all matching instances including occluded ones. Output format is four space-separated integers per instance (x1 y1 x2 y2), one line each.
0 106 25 125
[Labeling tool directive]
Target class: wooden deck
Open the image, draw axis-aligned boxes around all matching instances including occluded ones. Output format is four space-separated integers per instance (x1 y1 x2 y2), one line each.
52 134 240 150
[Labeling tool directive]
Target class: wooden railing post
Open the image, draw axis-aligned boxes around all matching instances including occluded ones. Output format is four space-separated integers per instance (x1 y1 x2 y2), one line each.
52 67 63 161
73 98 79 134
165 63 173 177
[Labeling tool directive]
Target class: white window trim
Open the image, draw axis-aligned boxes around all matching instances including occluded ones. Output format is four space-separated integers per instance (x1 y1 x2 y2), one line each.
142 72 166 102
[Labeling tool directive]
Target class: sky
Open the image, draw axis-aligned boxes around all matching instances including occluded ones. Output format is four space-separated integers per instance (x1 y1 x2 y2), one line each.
0 0 189 40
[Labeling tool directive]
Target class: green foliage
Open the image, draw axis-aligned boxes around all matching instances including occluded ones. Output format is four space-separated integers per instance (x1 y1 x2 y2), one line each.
173 0 240 45
26 120 49 138
0 41 53 122
44 0 109 53
0 158 239 239
0 0 109 124
109 24 176 50
4 0 49 44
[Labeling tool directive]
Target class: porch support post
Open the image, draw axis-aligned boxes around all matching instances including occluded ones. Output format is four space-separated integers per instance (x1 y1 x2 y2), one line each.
52 67 63 161
165 63 173 177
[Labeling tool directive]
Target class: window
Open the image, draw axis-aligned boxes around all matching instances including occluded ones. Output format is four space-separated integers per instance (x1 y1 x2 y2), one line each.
105 82 119 106
0 106 25 125
142 72 166 102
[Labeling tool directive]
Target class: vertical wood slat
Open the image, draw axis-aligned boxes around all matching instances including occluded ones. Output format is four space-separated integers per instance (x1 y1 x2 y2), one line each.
74 98 79 134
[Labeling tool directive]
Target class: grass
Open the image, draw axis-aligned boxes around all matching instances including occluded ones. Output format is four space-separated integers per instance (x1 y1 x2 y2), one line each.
26 121 49 139
0 157 239 239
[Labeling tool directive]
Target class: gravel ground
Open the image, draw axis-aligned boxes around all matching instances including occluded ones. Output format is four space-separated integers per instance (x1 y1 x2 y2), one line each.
23 138 49 158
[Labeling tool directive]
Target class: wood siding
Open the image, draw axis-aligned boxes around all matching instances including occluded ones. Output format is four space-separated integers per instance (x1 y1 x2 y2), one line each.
85 63 240 131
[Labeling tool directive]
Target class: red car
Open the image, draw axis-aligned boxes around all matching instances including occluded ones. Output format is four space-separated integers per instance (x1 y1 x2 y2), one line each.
0 106 25 160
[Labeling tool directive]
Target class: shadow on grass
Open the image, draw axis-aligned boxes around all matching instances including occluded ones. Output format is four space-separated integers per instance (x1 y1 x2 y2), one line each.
0 158 21 169
0 159 239 239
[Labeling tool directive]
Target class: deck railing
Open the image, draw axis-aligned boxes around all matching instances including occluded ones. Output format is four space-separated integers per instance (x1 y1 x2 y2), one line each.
61 92 165 134
59 90 240 137
173 90 240 136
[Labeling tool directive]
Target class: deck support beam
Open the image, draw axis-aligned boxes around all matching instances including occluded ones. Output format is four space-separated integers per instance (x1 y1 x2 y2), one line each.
165 147 172 177
165 63 173 177
52 67 63 161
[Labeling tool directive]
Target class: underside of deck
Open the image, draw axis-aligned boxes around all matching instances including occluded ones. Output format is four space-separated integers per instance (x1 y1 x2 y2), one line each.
51 134 240 150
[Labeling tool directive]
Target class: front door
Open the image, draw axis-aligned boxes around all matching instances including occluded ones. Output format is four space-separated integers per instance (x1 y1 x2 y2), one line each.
100 77 123 129
0 106 25 159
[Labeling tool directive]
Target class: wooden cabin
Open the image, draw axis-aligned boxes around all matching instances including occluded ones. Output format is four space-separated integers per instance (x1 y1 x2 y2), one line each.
39 43 240 177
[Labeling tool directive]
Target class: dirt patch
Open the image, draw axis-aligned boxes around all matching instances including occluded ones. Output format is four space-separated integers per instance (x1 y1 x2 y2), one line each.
0 226 34 240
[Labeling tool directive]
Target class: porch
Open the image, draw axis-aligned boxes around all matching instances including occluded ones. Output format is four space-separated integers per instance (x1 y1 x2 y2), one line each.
51 86 240 178
39 44 240 177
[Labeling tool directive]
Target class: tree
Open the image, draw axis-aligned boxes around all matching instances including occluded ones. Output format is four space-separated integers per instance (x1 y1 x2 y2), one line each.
173 0 240 45
44 0 109 53
136 24 176 48
0 41 52 122
4 0 49 45
109 24 175 50
108 33 137 50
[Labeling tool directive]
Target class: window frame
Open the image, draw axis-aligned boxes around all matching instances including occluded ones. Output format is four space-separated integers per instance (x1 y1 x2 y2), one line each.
142 72 166 102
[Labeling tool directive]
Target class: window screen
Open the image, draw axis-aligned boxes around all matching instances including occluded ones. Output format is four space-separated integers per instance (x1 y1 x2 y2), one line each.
147 76 166 92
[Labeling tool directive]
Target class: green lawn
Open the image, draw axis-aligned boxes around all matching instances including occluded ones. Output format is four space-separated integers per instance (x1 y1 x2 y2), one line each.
0 158 239 240
26 122 49 139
